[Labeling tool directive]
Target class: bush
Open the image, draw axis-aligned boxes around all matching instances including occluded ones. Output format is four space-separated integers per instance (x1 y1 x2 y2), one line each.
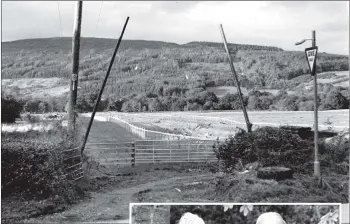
214 127 313 173
1 94 23 123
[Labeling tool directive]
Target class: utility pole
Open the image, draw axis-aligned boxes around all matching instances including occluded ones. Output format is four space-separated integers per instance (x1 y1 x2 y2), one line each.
68 1 83 133
311 30 320 177
219 24 252 132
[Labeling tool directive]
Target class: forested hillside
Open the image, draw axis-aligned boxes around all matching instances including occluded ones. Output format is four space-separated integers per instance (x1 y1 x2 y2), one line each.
2 37 349 113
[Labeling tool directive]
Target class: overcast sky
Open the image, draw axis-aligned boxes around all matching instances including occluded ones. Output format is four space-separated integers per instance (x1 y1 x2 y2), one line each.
2 1 349 55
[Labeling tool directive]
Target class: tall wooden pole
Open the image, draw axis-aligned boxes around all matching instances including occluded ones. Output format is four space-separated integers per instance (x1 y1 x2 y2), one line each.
312 30 320 177
219 24 252 132
68 1 83 132
80 17 130 154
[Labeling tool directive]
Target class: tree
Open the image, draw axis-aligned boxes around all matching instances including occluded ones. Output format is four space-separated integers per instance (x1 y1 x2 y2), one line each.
187 102 202 111
23 99 43 113
149 98 165 112
108 98 124 111
283 95 299 111
218 93 248 110
321 90 349 110
2 94 22 123
203 101 214 110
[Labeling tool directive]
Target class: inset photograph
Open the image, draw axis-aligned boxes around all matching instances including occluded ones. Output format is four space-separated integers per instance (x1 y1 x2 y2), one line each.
131 203 341 224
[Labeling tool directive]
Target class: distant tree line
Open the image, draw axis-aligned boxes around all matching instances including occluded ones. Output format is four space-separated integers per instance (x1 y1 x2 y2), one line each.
2 82 348 123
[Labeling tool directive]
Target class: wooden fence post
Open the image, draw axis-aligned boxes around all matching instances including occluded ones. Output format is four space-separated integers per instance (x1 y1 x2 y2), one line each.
170 141 172 162
132 142 135 167
205 144 208 162
152 140 155 163
188 143 190 162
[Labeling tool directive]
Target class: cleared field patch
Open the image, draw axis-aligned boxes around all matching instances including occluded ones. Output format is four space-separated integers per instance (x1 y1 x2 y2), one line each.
206 86 295 97
308 71 349 87
1 77 69 98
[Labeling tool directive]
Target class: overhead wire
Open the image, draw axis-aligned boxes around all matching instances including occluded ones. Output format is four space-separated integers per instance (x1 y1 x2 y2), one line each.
95 1 103 35
57 1 63 37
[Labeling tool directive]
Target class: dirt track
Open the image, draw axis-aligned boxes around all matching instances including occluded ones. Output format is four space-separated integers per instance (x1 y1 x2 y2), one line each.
24 170 214 223
22 118 215 223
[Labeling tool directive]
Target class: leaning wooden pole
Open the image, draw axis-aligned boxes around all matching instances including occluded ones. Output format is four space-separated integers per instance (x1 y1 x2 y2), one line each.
219 24 252 132
68 1 83 133
80 17 130 154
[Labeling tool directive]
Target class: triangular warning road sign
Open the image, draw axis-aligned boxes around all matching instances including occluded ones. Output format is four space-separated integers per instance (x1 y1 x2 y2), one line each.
305 46 318 76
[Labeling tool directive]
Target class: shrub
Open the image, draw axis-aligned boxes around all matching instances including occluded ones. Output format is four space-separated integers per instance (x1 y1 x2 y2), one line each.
214 127 313 173
1 94 22 123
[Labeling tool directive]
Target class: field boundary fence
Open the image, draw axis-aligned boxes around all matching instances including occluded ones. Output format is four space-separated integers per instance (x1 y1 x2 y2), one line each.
81 113 205 140
93 112 209 141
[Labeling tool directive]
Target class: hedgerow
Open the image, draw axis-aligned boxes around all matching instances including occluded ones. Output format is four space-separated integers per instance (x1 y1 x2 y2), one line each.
213 126 313 173
1 123 84 200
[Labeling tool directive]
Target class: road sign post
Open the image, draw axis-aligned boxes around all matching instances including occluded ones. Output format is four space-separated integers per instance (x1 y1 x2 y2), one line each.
304 31 320 178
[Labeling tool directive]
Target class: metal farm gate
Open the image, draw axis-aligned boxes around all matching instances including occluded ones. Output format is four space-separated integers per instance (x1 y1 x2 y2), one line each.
134 139 217 164
84 140 217 166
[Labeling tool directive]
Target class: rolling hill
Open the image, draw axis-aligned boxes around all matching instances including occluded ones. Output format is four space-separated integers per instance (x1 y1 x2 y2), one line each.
1 37 349 113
